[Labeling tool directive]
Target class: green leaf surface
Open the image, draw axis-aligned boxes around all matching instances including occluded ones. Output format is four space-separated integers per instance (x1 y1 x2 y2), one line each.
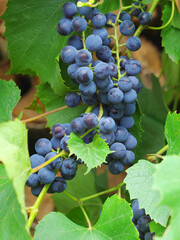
161 3 180 63
149 221 166 237
34 195 139 240
52 166 102 226
125 160 170 226
68 133 111 172
0 165 30 240
0 119 31 217
165 112 180 155
0 79 21 122
136 75 168 159
98 0 119 13
153 156 180 240
37 83 86 128
66 206 89 227
2 0 70 93
171 4 180 29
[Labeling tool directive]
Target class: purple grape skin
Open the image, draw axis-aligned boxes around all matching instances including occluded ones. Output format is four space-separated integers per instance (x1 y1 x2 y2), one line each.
115 126 129 142
31 184 44 197
61 46 77 64
61 158 78 180
125 59 142 75
75 67 93 85
62 2 77 18
35 138 52 156
71 117 86 135
108 160 124 175
50 177 67 193
99 117 116 133
60 135 70 152
138 12 152 25
118 76 132 92
92 12 107 28
124 133 137 149
92 27 108 41
100 131 115 145
119 20 135 36
75 49 92 66
85 34 102 52
96 46 112 62
121 150 135 165
57 17 72 36
110 142 126 159
77 0 93 16
120 116 135 129
71 16 87 33
105 12 117 27
67 35 83 50
123 89 137 103
30 154 45 168
126 36 141 52
67 63 79 79
82 113 98 129
81 93 98 106
119 11 131 21
52 123 66 138
79 81 97 96
45 152 62 170
108 62 118 77
94 62 110 79
51 137 62 151
26 173 39 187
108 88 124 104
38 167 55 184
65 92 80 107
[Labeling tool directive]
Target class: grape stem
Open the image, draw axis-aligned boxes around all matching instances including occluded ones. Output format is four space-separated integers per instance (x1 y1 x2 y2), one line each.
79 204 92 229
146 144 168 161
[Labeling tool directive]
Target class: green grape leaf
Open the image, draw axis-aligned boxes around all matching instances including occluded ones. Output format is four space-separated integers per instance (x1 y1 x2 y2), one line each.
165 112 180 155
153 156 180 240
98 0 119 13
0 165 30 240
125 160 170 226
142 0 153 4
149 221 166 237
0 79 21 122
136 75 168 159
161 2 180 63
2 0 71 93
68 133 111 172
34 195 139 240
0 119 31 217
52 166 102 226
171 3 180 29
66 206 90 228
58 58 79 91
37 83 86 128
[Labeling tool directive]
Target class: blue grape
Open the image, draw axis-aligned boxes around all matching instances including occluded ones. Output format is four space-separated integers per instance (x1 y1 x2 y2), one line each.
92 27 108 41
138 12 152 25
109 107 124 120
120 20 135 36
105 12 117 27
95 76 111 90
131 2 144 17
99 117 116 133
118 76 132 92
75 67 93 84
119 11 131 21
26 173 39 187
135 82 142 93
61 158 78 180
30 154 45 168
61 46 77 64
128 76 139 89
108 160 124 175
67 63 79 80
35 138 52 156
113 102 124 110
52 123 66 138
51 137 62 151
82 113 98 129
62 2 77 18
115 126 129 142
96 46 111 62
124 133 137 149
100 131 115 145
81 93 98 105
71 117 86 135
71 16 87 33
45 152 62 170
60 135 70 152
108 56 115 63
124 102 136 116
94 62 110 79
108 62 118 77
103 37 111 46
76 158 84 164
92 12 107 28
144 232 153 240
123 89 137 103
110 142 126 159
75 49 92 66
126 36 141 51
125 59 142 75
57 17 72 36
120 116 134 129
121 150 135 165
31 184 44 197
86 8 100 21
62 123 72 135
137 215 151 233
100 79 113 93
85 34 102 52
65 92 80 107
119 56 129 70
91 60 102 67
38 167 55 184
108 88 124 104
67 35 83 50
79 81 97 96
99 92 110 105
131 199 146 220
77 0 93 16
50 177 67 193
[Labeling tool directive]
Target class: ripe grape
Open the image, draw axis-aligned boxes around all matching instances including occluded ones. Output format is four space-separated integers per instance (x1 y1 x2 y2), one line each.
71 16 87 33
110 142 126 159
92 27 108 41
71 117 86 135
120 20 135 36
45 152 62 170
96 45 112 62
108 160 124 175
57 17 72 36
67 35 83 50
82 113 98 129
62 2 77 18
138 12 152 25
92 12 107 28
61 46 77 64
126 36 141 51
75 49 92 66
35 138 52 156
85 34 102 52
75 67 93 84
99 117 116 133
120 116 135 129
38 167 55 184
52 123 66 138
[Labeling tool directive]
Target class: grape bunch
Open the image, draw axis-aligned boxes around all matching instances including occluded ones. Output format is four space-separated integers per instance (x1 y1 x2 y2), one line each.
131 199 154 240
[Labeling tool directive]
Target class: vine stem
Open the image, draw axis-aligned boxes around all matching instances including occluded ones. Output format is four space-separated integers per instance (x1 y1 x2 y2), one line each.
146 144 168 161
21 105 68 124
79 204 92 229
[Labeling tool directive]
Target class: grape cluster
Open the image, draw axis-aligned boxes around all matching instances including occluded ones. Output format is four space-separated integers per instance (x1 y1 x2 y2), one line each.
131 199 154 240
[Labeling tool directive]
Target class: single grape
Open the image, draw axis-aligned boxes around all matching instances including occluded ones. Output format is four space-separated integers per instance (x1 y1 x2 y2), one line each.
138 12 152 25
135 81 142 94
128 76 139 89
99 92 110 105
105 12 117 27
45 152 62 170
120 20 135 36
137 215 151 233
51 137 62 151
108 160 124 175
132 199 145 220
131 2 144 17
123 89 137 103
100 79 113 93
63 123 72 135
126 36 141 51
50 177 67 193
119 11 131 21
75 67 93 84
103 37 111 46
85 34 102 52
96 46 111 62
125 59 142 75
119 56 129 70
82 113 98 129
99 116 116 133
26 173 39 187
77 0 93 16
52 123 66 138
100 131 115 145
120 116 134 129
71 16 87 33
92 12 107 28
124 102 136 116
31 184 44 197
110 142 126 159
86 8 100 21
108 62 118 77
94 62 110 79
81 93 98 105
108 88 124 104
83 130 96 144
118 76 132 92
113 102 124 110
121 150 135 165
61 46 77 64
57 17 72 36
71 117 86 135
60 135 70 152
67 35 83 50
109 107 124 120
92 27 108 41
79 81 97 96
67 63 79 80
91 60 102 67
62 2 77 18
124 133 137 149
108 56 115 63
35 138 52 156
61 158 78 180
30 154 45 168
38 167 55 184
95 76 111 90
75 49 92 66
65 92 80 107
115 126 129 142
144 232 154 240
